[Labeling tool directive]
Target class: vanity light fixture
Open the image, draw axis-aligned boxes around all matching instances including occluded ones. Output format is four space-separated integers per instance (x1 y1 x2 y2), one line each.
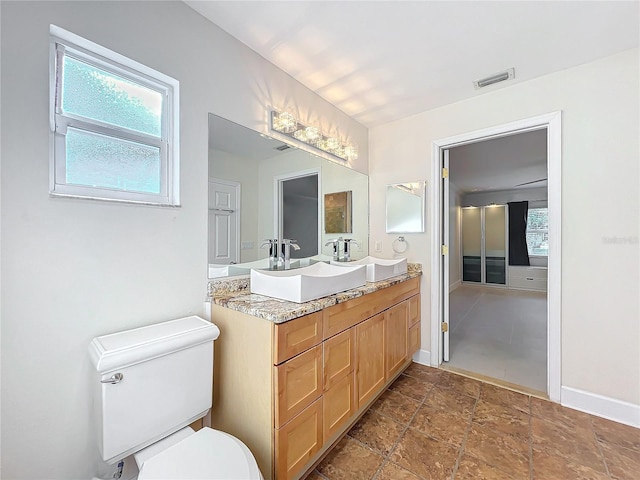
270 110 358 162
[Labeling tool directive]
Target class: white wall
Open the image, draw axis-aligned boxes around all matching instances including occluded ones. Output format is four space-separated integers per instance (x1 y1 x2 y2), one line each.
209 149 261 262
0 2 367 479
449 182 462 290
369 49 639 407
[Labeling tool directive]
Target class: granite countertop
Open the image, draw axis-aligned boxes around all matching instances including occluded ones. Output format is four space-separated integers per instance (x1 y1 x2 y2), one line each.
208 263 422 324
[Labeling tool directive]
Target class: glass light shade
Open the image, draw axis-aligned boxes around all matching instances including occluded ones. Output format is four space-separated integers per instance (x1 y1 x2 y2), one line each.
273 111 297 133
304 126 320 145
343 145 358 161
324 137 340 152
293 129 308 142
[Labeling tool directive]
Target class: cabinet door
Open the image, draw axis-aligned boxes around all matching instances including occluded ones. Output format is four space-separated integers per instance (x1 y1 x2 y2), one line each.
408 294 420 327
409 322 420 356
274 345 322 428
355 313 385 408
323 328 355 391
385 301 409 380
275 397 323 480
323 373 355 441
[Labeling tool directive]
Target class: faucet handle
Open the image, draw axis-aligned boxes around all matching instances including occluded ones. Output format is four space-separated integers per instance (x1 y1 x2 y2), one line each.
260 238 277 248
284 239 301 250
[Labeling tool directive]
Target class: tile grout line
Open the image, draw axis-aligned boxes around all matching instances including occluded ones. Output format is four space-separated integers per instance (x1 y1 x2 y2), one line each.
449 289 484 334
449 388 481 479
589 416 614 479
363 373 445 480
370 380 439 480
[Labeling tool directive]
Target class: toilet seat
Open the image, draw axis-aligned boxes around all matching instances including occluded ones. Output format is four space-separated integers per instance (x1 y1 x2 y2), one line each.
137 427 262 480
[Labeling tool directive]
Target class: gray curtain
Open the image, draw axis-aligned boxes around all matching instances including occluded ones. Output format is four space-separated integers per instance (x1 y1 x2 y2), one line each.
508 201 530 266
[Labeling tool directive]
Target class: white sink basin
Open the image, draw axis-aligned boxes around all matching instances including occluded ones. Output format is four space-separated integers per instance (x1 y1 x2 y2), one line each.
332 256 407 282
208 259 300 278
229 258 300 276
250 263 366 303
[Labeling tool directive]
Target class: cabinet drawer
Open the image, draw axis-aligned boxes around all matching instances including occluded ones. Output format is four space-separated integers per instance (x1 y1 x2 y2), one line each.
323 373 355 441
274 312 323 365
275 397 323 480
509 276 547 291
409 322 420 356
274 345 322 428
324 277 419 339
408 294 420 327
323 328 355 391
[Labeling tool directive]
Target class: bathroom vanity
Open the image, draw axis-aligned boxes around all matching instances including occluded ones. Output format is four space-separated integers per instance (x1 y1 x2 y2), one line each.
208 268 421 480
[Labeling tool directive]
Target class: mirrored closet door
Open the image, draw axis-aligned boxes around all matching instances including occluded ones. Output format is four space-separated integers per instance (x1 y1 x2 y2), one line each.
461 205 507 285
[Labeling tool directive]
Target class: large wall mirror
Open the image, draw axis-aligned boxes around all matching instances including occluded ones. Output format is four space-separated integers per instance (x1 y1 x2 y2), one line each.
208 114 369 277
386 181 426 233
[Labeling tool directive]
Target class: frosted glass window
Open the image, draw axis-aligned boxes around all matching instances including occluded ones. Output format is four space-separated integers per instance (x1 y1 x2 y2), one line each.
66 128 161 194
50 25 179 205
62 56 162 137
526 208 549 256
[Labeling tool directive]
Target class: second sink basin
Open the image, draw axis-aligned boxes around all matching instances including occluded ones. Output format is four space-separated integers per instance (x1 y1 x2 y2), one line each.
332 256 407 282
250 262 366 303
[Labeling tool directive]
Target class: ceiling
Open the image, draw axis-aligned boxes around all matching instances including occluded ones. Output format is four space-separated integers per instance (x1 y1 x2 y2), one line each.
185 1 639 127
448 129 547 194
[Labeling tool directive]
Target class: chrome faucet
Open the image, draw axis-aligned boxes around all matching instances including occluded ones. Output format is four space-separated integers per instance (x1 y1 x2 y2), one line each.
342 238 359 262
325 237 343 261
260 239 279 269
280 239 300 270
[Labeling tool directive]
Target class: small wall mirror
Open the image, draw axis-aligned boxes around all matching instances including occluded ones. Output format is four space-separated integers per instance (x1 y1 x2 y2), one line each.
386 181 426 233
324 191 352 233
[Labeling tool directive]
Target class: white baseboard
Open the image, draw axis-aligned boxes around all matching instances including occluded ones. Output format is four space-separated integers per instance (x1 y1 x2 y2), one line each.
561 386 640 428
412 349 432 367
449 280 461 293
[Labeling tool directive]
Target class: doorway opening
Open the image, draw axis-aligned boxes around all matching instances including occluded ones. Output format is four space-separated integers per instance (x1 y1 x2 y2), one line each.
275 169 321 258
430 112 562 402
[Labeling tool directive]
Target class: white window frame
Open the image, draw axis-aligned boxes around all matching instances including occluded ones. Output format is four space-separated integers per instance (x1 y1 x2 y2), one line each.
49 25 180 205
526 207 549 257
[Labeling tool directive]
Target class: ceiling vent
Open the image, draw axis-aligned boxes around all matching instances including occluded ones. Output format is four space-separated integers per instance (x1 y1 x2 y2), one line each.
274 144 292 151
474 68 515 90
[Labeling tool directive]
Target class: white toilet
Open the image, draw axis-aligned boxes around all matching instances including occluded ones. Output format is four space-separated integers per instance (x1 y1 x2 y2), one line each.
89 316 263 480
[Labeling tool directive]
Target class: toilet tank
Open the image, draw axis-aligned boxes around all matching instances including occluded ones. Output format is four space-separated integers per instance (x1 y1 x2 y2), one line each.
89 316 220 464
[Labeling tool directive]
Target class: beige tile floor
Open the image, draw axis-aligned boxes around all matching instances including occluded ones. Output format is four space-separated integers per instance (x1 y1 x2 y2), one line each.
305 363 640 480
448 285 547 392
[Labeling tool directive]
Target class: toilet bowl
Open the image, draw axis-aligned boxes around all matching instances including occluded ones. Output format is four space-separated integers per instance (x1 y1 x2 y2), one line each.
135 427 262 479
89 316 262 480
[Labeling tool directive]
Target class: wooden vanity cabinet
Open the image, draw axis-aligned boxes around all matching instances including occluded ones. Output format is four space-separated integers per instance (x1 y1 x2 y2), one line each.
385 301 409 381
355 313 386 408
211 276 420 480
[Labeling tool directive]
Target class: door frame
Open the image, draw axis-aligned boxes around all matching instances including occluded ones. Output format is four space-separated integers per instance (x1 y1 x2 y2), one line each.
274 168 322 255
429 111 562 402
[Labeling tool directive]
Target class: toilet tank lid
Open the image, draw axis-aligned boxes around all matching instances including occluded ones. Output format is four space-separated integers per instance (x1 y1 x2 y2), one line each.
89 316 220 374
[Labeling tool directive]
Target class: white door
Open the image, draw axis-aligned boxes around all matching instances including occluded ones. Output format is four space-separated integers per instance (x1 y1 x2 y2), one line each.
442 150 451 361
208 179 239 265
